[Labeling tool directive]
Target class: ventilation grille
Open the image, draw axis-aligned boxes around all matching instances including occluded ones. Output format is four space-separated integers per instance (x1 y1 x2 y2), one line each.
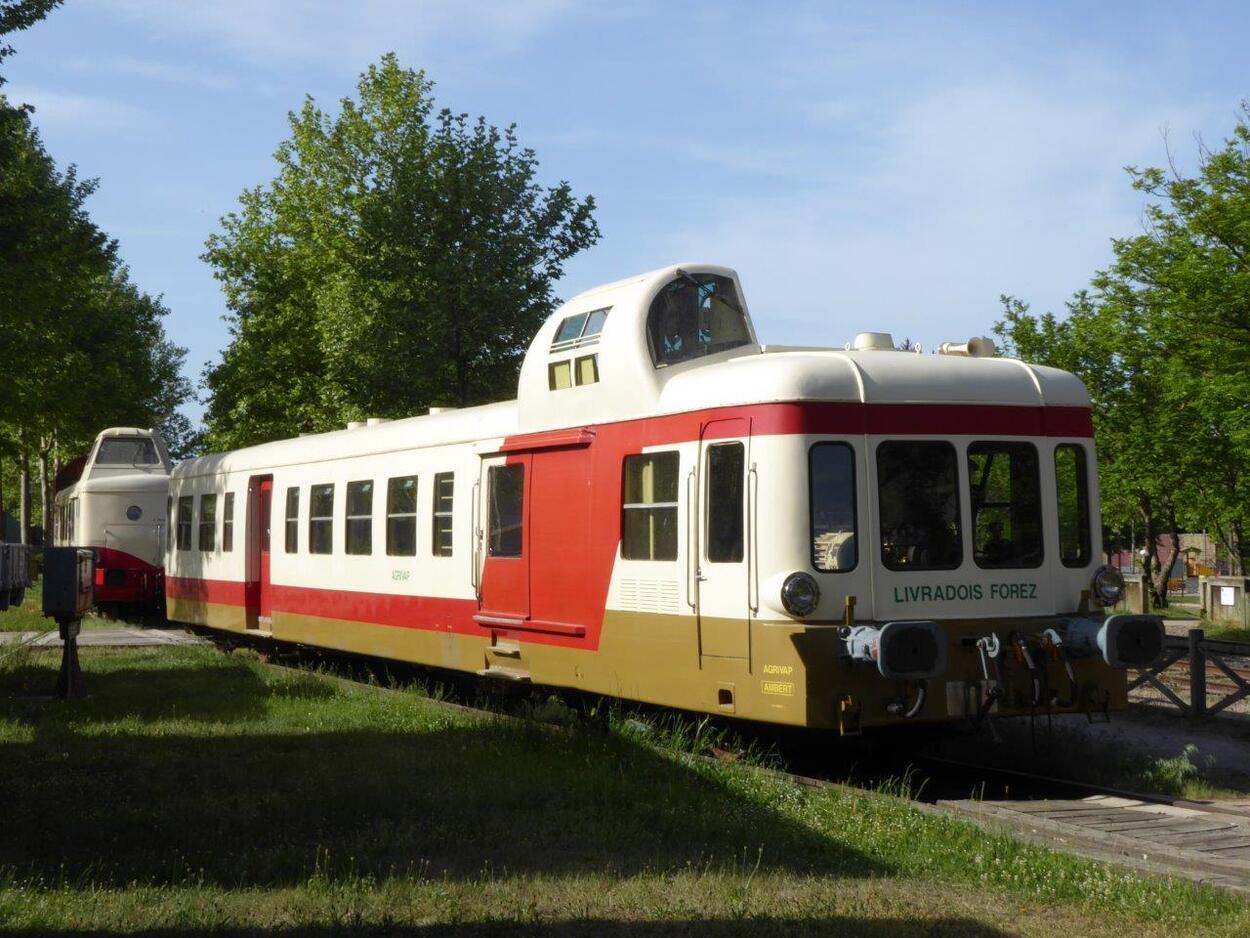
618 578 681 613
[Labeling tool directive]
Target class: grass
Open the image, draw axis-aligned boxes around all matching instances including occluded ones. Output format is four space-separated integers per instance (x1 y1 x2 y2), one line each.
0 646 1246 935
0 579 134 633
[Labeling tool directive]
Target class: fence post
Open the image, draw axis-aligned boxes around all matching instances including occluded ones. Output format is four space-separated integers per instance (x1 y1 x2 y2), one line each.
1189 627 1206 718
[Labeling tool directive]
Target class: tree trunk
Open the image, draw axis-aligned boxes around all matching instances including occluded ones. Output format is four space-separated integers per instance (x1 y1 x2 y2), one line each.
1139 495 1158 612
1152 500 1182 609
38 447 51 548
1234 518 1250 578
18 446 31 546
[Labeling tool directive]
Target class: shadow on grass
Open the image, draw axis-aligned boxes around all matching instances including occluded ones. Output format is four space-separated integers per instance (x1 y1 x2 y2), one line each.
0 656 273 724
0 713 893 887
0 919 1016 937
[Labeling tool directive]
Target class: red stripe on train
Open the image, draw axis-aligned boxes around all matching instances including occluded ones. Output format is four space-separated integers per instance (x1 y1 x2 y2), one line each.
500 402 1093 451
166 576 481 635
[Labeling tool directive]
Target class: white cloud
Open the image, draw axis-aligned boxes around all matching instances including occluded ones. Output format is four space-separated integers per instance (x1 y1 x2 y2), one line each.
2 85 147 132
61 55 288 96
97 0 575 70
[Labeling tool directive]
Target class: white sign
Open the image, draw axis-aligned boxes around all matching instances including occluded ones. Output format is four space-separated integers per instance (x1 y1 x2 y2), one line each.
1220 586 1235 606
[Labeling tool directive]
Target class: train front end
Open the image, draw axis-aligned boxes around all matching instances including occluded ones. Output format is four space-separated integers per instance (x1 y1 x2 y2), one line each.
732 341 1164 733
53 428 173 614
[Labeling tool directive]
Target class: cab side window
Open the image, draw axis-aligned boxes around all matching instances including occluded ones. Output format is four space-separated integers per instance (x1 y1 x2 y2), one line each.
810 443 857 572
622 452 679 561
1055 444 1091 567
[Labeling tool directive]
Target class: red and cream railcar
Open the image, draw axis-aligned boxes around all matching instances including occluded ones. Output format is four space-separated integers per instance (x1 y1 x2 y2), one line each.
54 427 172 611
166 263 1161 730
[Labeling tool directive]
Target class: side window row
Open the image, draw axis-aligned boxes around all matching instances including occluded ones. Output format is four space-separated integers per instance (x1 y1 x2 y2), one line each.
174 473 455 558
174 493 234 553
282 472 454 558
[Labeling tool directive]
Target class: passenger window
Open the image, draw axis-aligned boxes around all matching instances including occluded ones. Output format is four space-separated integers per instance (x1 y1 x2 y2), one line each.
1055 444 1091 567
810 443 857 572
647 273 751 367
346 480 373 555
309 484 334 555
877 441 962 571
432 472 454 556
199 494 217 552
968 442 1043 569
487 464 524 557
622 452 679 561
706 443 744 563
176 495 193 551
285 487 299 553
386 476 417 557
222 493 234 552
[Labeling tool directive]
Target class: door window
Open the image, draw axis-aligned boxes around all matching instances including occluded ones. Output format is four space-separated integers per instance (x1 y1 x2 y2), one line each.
284 487 299 553
706 443 744 563
488 464 524 557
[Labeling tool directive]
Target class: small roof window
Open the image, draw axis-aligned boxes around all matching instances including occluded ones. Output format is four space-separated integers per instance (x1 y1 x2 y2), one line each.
551 307 610 352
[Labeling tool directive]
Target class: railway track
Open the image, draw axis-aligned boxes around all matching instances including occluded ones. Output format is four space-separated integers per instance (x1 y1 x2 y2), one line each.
244 639 1250 896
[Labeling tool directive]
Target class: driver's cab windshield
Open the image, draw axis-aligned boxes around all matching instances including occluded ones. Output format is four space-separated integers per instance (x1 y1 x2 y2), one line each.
647 273 751 367
95 438 160 466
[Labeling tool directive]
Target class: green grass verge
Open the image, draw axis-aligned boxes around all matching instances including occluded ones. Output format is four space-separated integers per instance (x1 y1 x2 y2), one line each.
0 579 128 633
0 646 1245 935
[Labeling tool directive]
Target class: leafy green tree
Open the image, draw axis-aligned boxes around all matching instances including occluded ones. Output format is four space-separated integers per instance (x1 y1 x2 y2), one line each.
202 55 600 450
1095 106 1250 577
995 104 1250 603
0 98 190 540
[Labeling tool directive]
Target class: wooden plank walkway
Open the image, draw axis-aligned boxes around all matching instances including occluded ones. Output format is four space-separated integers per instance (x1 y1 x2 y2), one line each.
943 794 1250 894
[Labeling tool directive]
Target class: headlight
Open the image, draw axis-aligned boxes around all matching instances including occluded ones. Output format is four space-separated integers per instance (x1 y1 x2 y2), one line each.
780 572 820 617
1091 565 1124 607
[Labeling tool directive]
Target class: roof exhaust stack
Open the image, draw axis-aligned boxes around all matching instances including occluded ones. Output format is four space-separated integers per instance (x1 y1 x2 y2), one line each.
851 332 895 352
938 336 996 358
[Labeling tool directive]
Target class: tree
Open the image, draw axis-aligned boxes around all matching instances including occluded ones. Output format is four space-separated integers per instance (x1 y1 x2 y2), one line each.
0 99 191 541
202 55 600 450
994 104 1250 605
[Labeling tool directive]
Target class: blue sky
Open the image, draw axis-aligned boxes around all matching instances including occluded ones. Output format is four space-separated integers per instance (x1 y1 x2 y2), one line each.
5 1 1248 422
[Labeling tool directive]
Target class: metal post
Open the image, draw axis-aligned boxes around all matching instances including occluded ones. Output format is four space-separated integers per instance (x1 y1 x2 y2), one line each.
1189 627 1206 718
55 616 85 700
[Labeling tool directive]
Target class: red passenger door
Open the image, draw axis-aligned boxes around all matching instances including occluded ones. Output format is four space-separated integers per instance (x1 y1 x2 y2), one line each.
476 454 530 624
247 475 273 628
